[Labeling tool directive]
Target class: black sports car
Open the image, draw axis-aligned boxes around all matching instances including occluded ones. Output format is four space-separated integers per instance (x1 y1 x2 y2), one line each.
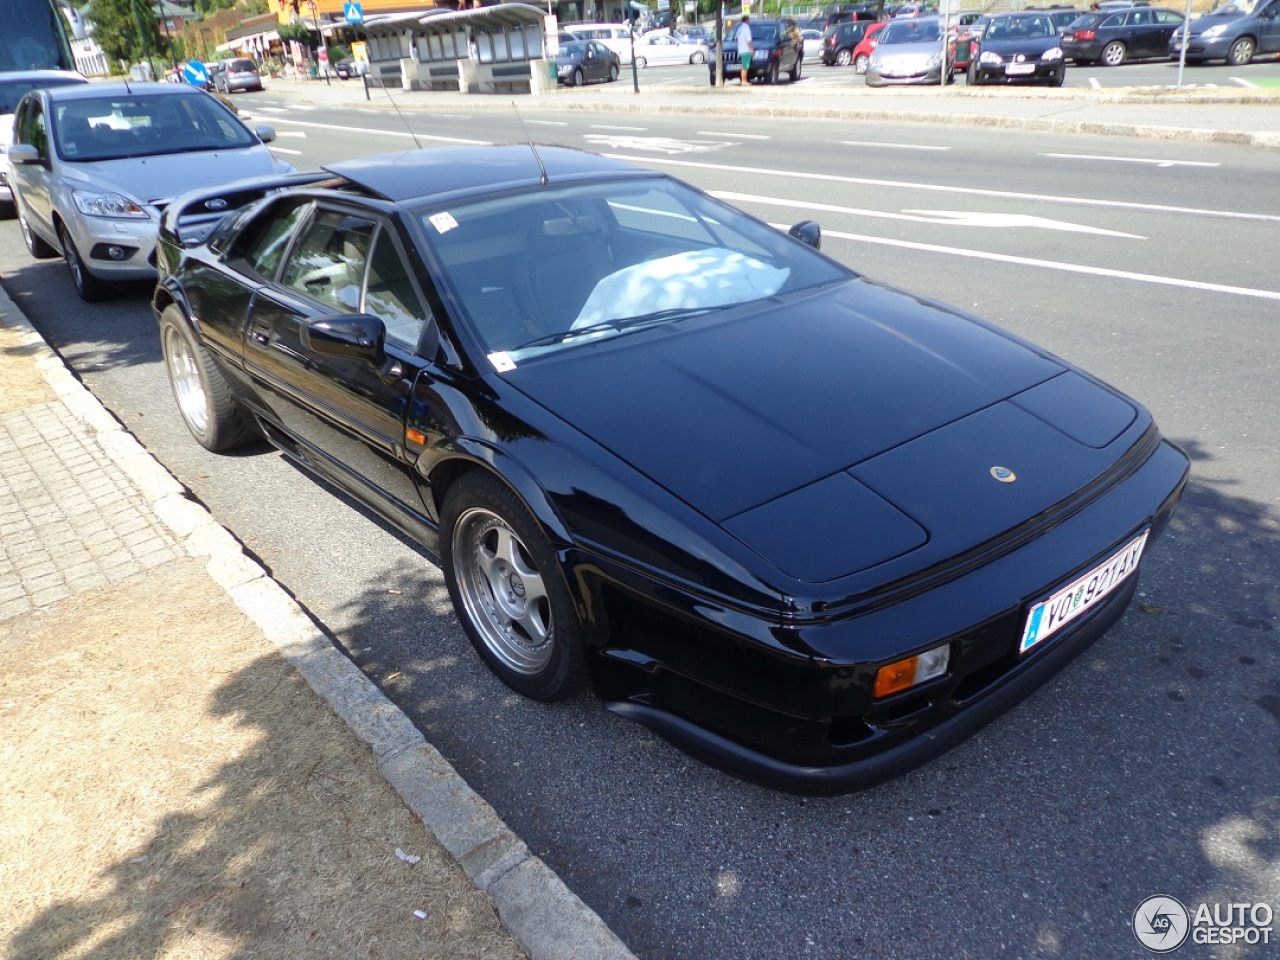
969 11 1069 85
153 147 1187 795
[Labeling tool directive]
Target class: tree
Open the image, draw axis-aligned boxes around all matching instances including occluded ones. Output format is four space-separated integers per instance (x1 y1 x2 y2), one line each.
86 0 164 65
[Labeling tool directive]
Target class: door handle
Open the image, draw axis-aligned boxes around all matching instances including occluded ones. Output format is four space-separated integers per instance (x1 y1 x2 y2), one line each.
250 322 272 345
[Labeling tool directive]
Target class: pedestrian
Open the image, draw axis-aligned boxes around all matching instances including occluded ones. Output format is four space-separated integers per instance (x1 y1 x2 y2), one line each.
735 14 754 86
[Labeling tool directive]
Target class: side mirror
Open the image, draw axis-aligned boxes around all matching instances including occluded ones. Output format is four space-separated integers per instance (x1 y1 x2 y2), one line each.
789 220 821 250
303 313 385 365
7 143 42 166
254 125 277 144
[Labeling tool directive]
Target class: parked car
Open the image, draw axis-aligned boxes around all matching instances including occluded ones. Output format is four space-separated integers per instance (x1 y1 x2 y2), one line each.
1062 6 1184 64
802 28 825 60
821 19 873 65
1169 0 1280 66
632 33 709 67
151 144 1188 795
1026 6 1088 34
822 3 880 27
563 22 636 64
710 17 806 84
6 82 290 301
555 40 621 85
0 69 87 218
674 24 714 44
852 19 890 73
334 57 368 79
213 58 263 94
968 11 1068 84
866 16 955 86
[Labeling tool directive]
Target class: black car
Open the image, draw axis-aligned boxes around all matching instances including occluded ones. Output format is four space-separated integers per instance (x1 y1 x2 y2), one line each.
710 17 806 84
968 11 1069 85
1062 5 1184 65
555 40 620 85
821 19 872 65
153 147 1187 795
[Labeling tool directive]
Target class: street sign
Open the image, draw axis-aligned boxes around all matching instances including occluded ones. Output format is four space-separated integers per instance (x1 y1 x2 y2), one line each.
182 61 210 86
343 1 364 24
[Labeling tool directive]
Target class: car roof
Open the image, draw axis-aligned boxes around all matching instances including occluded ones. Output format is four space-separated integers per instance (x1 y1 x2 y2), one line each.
0 69 88 86
39 82 210 103
320 146 650 205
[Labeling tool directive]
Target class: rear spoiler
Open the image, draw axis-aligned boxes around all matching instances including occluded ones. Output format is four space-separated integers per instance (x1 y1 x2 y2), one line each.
158 171 338 252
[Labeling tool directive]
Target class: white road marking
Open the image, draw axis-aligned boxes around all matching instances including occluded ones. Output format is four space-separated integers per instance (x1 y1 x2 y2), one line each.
272 130 307 139
1230 77 1256 88
268 146 303 156
249 116 490 145
1089 77 1102 90
433 114 473 119
766 222 1280 302
698 131 771 139
590 124 647 130
603 154 1280 223
526 119 568 126
837 140 949 151
715 191 1145 238
1041 152 1219 169
586 134 729 154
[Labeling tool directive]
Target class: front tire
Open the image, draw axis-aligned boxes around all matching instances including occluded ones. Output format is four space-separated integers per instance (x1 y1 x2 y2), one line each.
1050 66 1065 87
609 63 619 82
59 224 109 303
442 472 586 701
766 60 780 84
854 52 869 74
159 305 256 452
1101 40 1127 66
572 67 584 86
968 61 983 85
1226 36 1255 66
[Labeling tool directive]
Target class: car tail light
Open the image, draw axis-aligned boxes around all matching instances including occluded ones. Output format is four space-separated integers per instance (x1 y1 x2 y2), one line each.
1074 30 1096 40
874 644 950 698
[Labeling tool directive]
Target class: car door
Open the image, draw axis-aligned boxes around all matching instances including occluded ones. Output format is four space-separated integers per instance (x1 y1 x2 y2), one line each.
1122 8 1160 58
9 94 55 243
240 203 434 516
1259 0 1280 53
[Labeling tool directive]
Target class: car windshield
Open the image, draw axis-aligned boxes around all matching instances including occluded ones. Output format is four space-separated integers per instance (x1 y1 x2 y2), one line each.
558 41 588 58
1210 0 1260 13
751 23 780 40
418 176 851 364
986 16 1054 39
0 75 84 115
880 19 942 43
228 59 257 72
53 93 258 162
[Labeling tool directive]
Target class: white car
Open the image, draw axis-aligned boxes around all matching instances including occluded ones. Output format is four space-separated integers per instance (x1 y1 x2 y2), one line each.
632 33 710 67
564 22 637 64
802 28 824 60
0 70 87 216
7 81 293 302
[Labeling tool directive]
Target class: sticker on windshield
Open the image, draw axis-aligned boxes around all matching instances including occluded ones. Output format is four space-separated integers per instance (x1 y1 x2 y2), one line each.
487 351 516 372
429 212 458 234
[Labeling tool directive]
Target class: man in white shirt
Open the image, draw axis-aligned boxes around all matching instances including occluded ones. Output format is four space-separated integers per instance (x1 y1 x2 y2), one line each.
735 14 754 86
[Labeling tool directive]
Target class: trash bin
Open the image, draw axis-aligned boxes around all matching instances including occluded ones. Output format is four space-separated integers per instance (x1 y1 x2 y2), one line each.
308 61 319 79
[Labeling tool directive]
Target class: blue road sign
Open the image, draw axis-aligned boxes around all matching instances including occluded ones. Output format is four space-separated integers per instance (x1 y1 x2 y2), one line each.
343 1 364 23
182 61 210 86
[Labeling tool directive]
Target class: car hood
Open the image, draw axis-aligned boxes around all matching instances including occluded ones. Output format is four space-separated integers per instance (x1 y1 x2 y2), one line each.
505 279 1147 582
57 147 285 207
875 39 943 58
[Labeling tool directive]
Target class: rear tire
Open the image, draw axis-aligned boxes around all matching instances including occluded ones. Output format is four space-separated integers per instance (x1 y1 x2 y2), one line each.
159 304 256 452
691 50 705 64
836 49 852 66
635 55 647 68
790 56 802 82
59 224 109 303
442 472 586 702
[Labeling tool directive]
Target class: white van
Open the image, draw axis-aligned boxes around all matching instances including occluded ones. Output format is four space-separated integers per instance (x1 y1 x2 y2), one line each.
564 22 636 63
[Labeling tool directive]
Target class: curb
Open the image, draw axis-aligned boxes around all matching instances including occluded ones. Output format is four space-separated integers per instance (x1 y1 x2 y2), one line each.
0 287 637 960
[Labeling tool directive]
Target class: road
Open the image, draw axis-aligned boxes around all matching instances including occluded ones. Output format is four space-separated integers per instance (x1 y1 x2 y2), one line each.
3 101 1278 959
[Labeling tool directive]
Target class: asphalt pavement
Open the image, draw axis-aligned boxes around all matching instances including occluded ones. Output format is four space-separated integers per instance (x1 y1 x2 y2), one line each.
1 77 1277 959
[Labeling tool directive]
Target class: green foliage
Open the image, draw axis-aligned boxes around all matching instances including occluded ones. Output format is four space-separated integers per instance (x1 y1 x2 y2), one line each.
86 0 165 63
277 19 313 45
327 43 350 63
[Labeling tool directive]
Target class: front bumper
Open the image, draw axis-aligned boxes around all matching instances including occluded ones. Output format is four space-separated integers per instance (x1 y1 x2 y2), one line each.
1169 35 1234 59
866 63 944 86
593 437 1189 794
64 209 158 281
972 60 1061 82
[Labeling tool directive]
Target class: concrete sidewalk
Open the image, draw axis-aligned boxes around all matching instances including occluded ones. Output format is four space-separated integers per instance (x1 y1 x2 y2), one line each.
0 289 634 956
262 69 1280 148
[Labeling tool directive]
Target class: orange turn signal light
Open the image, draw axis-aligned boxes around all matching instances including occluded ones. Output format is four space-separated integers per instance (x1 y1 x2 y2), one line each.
873 644 950 699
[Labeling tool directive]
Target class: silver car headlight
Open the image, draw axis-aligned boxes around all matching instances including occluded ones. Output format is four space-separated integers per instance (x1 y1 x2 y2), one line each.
1200 23 1228 39
72 190 148 219
1042 46 1064 61
980 50 1003 65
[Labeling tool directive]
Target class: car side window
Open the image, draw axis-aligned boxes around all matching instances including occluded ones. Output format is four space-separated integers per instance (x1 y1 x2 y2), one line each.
17 99 48 158
238 201 310 281
364 231 430 350
281 210 376 313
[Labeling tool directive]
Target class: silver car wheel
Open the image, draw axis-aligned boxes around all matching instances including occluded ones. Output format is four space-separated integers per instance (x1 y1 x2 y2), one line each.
163 323 210 436
453 506 554 676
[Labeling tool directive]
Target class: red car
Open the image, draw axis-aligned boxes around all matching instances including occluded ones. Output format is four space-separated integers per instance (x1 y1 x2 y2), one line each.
852 20 889 73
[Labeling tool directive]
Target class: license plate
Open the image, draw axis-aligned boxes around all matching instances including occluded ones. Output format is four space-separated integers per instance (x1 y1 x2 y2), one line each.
1006 62 1036 75
1019 531 1148 654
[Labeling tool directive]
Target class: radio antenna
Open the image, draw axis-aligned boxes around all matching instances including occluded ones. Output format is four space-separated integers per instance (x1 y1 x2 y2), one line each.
511 101 548 186
375 80 421 150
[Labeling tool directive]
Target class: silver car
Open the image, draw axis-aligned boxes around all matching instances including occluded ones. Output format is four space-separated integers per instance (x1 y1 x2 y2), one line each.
866 16 956 87
0 70 87 215
7 82 291 301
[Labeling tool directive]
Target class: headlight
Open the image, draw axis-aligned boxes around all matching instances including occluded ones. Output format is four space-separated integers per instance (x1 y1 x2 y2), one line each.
1200 23 1228 39
927 51 942 67
1042 46 1064 61
869 54 882 69
980 50 1003 65
72 191 148 219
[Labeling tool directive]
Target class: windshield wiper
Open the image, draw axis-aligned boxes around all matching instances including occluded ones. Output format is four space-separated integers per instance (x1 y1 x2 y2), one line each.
512 307 715 351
